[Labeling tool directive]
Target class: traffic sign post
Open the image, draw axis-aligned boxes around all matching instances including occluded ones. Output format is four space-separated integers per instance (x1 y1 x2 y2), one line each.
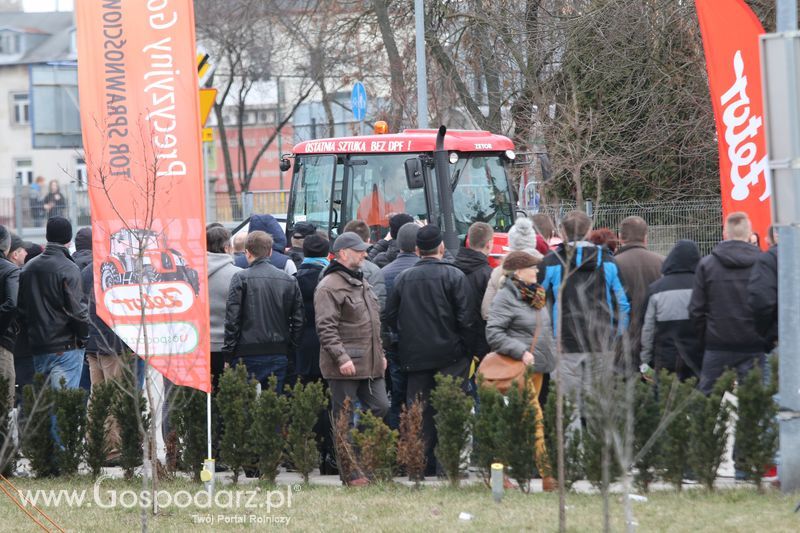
761 26 800 494
351 81 367 135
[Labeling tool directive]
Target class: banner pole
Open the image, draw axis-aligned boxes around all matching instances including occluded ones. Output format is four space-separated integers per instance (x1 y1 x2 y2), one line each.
207 391 212 459
203 391 215 495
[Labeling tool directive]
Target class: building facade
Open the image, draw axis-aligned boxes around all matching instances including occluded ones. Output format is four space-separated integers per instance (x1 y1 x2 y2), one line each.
0 11 81 228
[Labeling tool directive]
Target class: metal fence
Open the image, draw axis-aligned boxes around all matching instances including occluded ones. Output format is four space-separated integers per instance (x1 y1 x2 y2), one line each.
536 198 723 256
1 184 722 255
211 190 289 223
0 185 291 240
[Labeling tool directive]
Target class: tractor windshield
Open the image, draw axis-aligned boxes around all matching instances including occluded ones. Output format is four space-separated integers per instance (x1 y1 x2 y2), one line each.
288 155 336 232
450 155 514 234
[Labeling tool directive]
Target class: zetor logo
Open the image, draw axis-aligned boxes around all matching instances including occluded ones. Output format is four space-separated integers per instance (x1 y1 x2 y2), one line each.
720 50 769 202
104 282 194 317
474 143 493 150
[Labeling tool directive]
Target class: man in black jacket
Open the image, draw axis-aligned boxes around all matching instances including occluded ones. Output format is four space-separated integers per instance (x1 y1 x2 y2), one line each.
384 225 475 475
454 222 494 362
223 231 304 394
689 212 764 395
368 213 414 267
17 217 89 390
0 226 19 405
748 228 777 352
72 227 92 271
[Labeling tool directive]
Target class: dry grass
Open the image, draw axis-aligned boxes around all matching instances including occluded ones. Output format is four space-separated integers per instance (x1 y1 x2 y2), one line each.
0 477 797 532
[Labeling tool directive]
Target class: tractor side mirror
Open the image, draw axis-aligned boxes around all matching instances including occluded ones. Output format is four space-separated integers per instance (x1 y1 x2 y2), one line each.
279 157 291 172
404 158 425 190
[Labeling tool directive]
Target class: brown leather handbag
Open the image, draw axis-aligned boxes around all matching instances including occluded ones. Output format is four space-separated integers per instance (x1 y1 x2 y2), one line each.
477 313 542 394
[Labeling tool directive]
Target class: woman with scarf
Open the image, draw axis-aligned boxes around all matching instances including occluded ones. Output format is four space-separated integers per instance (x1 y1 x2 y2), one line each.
486 251 557 490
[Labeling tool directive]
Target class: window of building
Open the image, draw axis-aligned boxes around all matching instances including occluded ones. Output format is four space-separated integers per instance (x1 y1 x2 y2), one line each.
0 32 21 55
11 92 29 125
75 157 87 189
14 159 33 186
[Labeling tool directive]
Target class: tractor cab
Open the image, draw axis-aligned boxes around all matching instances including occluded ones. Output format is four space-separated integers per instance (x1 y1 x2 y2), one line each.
286 127 518 261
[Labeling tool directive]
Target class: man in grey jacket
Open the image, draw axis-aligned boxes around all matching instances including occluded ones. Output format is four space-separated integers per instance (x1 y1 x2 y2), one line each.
206 226 241 391
342 220 387 310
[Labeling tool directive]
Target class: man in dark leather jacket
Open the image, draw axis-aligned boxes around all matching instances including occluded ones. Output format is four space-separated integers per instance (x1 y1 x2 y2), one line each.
17 217 89 389
0 226 20 404
222 230 304 394
383 225 475 475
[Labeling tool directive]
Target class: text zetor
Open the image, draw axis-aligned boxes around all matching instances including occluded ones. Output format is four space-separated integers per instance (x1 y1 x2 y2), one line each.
721 50 770 202
105 282 194 317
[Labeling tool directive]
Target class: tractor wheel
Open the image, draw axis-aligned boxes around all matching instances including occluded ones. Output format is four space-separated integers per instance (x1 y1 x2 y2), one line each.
100 262 121 291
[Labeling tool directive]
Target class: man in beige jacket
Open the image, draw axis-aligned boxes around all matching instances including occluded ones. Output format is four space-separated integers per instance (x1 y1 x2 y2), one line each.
315 232 388 423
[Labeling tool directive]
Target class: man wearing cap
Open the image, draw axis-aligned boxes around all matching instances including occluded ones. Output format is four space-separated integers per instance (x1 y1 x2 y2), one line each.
0 225 20 404
7 234 27 268
17 217 89 389
287 222 317 269
223 231 304 394
383 225 475 476
315 232 388 483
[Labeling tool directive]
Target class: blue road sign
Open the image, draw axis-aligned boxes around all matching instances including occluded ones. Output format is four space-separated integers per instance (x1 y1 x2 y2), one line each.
351 81 367 121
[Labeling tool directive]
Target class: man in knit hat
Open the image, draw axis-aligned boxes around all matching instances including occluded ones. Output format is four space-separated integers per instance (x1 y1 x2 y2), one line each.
368 213 414 267
384 225 475 476
72 227 93 271
380 222 420 429
17 216 89 389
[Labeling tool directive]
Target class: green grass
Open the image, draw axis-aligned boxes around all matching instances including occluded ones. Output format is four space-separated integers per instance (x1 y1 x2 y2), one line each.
0 477 797 532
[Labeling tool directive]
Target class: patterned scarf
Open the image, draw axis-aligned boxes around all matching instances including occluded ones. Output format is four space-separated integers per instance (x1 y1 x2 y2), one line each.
511 276 546 310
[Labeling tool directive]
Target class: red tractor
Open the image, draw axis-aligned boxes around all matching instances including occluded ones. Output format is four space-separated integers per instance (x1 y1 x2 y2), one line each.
100 228 200 294
283 126 523 266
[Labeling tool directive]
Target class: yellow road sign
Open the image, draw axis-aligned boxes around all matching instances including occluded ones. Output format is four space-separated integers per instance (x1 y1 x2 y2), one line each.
199 88 217 127
197 53 210 80
202 127 213 143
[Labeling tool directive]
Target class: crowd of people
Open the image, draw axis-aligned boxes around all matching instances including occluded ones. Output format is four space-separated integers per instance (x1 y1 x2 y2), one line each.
0 207 778 484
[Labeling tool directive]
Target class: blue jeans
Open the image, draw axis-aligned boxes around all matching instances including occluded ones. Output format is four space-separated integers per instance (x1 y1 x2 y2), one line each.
33 349 84 390
33 348 84 448
235 355 288 394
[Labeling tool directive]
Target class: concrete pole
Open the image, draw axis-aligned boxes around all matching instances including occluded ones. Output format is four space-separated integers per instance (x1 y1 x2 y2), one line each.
414 0 429 128
777 0 798 32
776 0 800 494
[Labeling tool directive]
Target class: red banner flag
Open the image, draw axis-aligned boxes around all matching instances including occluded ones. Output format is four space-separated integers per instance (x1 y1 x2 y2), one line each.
76 0 210 392
696 0 772 247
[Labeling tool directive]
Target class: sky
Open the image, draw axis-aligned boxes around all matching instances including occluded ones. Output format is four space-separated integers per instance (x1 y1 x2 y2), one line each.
23 0 73 12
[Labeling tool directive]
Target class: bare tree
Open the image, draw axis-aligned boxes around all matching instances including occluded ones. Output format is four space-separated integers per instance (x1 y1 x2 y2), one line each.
195 0 315 216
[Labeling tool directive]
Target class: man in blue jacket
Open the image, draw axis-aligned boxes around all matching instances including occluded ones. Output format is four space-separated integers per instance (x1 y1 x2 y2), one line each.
248 214 296 275
538 211 629 410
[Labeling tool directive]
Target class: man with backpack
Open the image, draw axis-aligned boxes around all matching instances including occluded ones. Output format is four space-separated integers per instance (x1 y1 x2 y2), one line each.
538 211 630 410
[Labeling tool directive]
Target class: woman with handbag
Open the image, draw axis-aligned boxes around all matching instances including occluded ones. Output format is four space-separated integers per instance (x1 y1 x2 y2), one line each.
485 251 557 490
